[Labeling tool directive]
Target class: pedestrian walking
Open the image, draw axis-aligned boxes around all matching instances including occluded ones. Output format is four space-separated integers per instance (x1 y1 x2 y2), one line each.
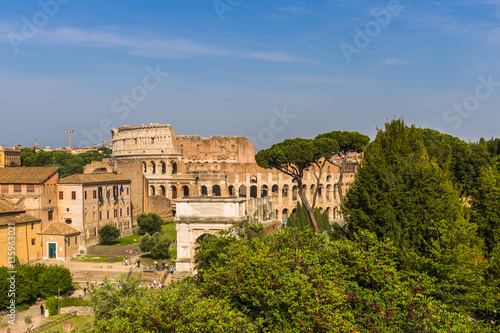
40 304 44 315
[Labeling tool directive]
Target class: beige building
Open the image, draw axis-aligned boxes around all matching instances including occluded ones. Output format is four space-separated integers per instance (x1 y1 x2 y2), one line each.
0 167 59 230
40 221 81 260
58 173 133 249
0 199 42 266
82 123 356 224
0 146 21 168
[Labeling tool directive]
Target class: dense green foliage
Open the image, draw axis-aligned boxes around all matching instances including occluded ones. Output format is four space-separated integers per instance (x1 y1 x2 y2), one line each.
421 129 492 195
98 224 121 245
343 119 494 326
85 277 254 333
139 232 172 259
471 165 500 255
287 201 330 233
194 221 266 282
21 147 111 178
0 264 72 309
137 212 164 235
89 230 471 332
45 296 59 316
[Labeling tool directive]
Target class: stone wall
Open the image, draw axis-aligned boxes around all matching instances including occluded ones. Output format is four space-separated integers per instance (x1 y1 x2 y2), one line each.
60 306 94 316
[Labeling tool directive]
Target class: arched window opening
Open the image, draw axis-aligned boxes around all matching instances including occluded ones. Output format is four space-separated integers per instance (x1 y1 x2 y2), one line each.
261 185 268 197
213 185 221 197
172 161 178 174
228 185 234 197
272 185 279 194
171 186 177 199
239 185 247 198
201 186 208 196
182 186 190 197
161 161 166 174
150 185 156 196
282 209 289 222
250 176 258 183
151 161 156 174
282 184 289 197
250 185 258 198
143 161 147 173
292 185 298 201
160 185 166 196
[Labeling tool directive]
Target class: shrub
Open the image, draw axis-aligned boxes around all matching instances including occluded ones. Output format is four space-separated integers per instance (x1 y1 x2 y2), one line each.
137 212 163 235
139 232 172 259
38 265 72 299
98 224 121 245
45 297 59 316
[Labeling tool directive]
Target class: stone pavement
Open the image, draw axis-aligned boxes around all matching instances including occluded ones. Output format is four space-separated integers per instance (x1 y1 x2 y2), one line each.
1 300 46 333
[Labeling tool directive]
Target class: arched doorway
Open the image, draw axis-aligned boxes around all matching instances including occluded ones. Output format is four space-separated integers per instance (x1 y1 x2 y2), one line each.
212 185 221 197
250 185 258 198
261 185 268 197
239 185 247 198
282 208 289 222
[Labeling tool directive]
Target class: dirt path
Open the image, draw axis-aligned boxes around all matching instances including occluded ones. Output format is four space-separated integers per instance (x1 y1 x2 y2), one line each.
1 301 46 333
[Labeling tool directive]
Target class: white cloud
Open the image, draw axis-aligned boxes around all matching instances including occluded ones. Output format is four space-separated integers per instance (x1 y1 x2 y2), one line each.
7 26 308 63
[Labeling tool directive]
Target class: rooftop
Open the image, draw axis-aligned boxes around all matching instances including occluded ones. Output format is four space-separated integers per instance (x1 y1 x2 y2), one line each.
0 167 59 184
59 173 131 185
41 221 80 236
0 199 41 226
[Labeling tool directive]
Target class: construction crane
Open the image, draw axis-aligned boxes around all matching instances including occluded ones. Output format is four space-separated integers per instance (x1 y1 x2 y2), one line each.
57 126 75 149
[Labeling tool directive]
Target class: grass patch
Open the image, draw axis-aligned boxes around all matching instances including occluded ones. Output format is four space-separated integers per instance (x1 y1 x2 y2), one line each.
95 232 143 246
169 246 177 261
44 315 93 332
71 255 124 263
162 221 177 240
61 297 91 308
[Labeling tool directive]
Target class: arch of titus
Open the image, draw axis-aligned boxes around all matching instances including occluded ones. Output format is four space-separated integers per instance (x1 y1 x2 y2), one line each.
99 123 356 224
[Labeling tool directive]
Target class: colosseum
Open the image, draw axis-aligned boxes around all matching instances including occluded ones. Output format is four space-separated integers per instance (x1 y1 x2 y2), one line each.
86 123 356 223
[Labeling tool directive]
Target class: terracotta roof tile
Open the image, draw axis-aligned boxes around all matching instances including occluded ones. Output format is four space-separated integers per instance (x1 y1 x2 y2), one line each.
0 167 59 184
41 221 81 236
59 173 131 185
0 199 41 226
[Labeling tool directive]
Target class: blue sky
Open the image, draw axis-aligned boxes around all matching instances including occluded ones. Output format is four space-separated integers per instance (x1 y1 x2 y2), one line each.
0 0 499 149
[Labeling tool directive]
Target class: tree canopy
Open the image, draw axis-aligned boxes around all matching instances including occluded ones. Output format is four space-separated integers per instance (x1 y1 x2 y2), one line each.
21 148 111 178
343 119 490 322
256 137 338 233
137 212 164 235
98 224 121 245
316 131 370 204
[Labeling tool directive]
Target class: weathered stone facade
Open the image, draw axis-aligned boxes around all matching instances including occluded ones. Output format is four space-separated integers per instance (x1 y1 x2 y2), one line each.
109 123 355 224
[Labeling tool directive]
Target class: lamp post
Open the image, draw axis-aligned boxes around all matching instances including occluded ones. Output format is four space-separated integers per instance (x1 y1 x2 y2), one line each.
58 288 61 315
